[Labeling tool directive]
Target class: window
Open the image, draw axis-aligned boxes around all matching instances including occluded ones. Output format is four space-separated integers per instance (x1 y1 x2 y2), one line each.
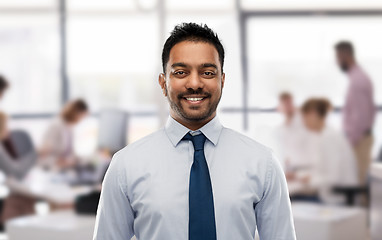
165 0 234 11
67 12 161 112
67 0 136 11
0 13 60 113
241 0 382 10
0 0 57 9
247 16 382 109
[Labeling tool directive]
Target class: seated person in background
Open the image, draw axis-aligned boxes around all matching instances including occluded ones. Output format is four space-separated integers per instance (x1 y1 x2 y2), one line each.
0 112 38 222
39 99 88 171
288 98 358 204
275 92 308 170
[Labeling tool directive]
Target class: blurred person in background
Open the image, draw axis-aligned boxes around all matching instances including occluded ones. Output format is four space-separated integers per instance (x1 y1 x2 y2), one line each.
278 92 298 126
0 75 37 225
335 41 376 185
275 92 308 170
288 98 358 204
0 75 17 167
0 75 9 100
39 99 88 171
0 112 38 222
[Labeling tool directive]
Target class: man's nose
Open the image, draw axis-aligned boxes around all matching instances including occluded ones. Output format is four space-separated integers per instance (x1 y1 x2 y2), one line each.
185 72 204 90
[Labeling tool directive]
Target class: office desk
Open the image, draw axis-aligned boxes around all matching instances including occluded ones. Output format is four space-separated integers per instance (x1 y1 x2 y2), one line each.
370 163 382 240
6 167 93 205
292 202 367 240
6 210 139 240
6 210 95 240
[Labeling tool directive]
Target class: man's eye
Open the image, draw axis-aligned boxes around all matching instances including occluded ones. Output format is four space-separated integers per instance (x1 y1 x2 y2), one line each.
174 71 185 75
203 72 215 76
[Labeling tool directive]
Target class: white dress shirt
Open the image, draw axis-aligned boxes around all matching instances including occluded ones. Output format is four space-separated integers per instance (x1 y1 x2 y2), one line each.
274 113 310 170
40 117 75 169
305 126 359 204
93 116 296 240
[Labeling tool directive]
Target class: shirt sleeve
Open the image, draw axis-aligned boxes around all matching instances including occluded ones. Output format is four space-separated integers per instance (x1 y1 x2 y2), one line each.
255 152 296 240
344 78 375 146
93 151 135 240
343 83 363 145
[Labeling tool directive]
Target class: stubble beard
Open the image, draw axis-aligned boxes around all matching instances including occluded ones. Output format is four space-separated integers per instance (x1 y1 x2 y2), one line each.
166 87 222 123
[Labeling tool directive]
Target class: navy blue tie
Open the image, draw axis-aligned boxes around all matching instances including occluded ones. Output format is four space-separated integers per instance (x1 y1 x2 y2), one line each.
183 132 217 240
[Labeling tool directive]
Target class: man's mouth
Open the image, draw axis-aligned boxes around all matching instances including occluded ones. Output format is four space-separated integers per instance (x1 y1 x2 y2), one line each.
181 96 209 104
185 97 205 102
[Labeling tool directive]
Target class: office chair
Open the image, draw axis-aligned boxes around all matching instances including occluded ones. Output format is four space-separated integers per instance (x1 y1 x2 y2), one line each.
332 185 369 206
377 147 382 162
0 130 35 231
8 129 36 156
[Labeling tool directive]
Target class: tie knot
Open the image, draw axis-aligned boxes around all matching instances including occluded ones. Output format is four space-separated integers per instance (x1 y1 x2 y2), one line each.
182 132 206 151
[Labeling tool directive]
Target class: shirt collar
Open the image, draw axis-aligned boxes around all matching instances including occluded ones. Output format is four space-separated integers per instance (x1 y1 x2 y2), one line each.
165 115 223 147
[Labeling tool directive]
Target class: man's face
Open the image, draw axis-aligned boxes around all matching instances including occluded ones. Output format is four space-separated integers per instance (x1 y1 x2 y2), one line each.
336 51 350 72
302 111 319 131
159 41 225 124
278 97 294 117
71 111 88 125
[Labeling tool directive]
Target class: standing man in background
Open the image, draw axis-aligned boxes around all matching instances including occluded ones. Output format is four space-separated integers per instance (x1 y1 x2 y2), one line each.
335 41 376 185
94 23 295 240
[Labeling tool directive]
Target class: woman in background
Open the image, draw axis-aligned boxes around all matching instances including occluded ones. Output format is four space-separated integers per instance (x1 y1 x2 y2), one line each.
0 112 37 222
40 99 88 171
287 98 358 204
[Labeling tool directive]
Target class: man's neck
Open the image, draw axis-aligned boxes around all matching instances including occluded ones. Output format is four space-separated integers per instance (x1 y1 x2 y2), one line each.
170 113 216 131
311 121 325 133
284 113 294 126
347 61 357 72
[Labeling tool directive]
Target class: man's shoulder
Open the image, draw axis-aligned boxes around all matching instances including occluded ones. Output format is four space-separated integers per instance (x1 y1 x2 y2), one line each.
350 66 372 86
113 128 167 159
221 127 273 157
220 127 281 174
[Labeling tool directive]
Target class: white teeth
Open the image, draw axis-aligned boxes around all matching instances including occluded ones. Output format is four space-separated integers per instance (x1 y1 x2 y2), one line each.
186 97 203 101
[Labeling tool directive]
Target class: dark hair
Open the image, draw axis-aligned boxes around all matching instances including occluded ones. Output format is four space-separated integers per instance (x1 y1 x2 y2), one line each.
0 75 9 92
61 99 88 123
302 98 332 118
161 22 225 73
335 41 354 56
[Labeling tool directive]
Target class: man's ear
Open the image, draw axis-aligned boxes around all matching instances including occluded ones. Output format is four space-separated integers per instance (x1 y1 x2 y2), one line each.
158 73 167 97
221 72 225 89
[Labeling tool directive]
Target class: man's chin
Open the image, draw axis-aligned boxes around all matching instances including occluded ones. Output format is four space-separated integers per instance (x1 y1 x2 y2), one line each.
177 108 215 122
182 113 211 122
169 99 217 123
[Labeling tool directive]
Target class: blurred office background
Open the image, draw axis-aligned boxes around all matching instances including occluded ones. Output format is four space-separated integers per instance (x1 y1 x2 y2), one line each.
1 0 382 239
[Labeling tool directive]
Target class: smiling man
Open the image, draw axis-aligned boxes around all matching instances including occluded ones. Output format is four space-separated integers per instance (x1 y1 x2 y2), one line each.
93 23 296 240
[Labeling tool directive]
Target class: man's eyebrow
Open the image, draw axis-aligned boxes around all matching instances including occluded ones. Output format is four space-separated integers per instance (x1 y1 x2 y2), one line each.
201 63 218 69
171 62 189 68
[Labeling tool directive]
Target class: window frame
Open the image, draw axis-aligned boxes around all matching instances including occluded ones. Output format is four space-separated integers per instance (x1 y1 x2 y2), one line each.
4 0 382 136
